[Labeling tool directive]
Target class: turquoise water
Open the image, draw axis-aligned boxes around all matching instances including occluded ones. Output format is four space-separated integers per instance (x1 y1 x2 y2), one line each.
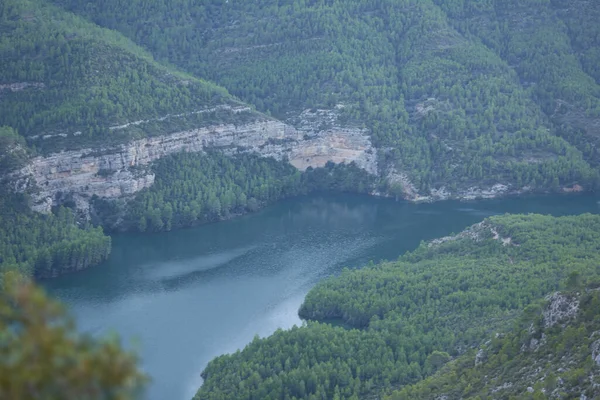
44 193 600 399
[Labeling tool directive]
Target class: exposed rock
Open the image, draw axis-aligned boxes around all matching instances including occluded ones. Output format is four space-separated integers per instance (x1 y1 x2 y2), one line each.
385 169 420 200
475 348 487 366
0 82 45 92
521 337 540 353
386 165 532 203
542 292 579 329
10 108 378 214
490 226 517 246
563 184 584 193
429 220 515 248
429 186 452 201
591 338 600 367
414 98 440 117
492 382 513 393
107 104 252 132
459 184 510 200
285 106 377 174
288 128 377 175
429 220 522 249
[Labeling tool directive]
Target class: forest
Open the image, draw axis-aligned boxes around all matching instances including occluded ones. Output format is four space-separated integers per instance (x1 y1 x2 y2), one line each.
0 0 235 154
48 0 600 192
1 0 599 191
196 214 600 399
95 151 376 232
0 1 599 396
1 0 599 275
0 193 111 279
0 125 111 279
1 0 600 268
388 284 600 399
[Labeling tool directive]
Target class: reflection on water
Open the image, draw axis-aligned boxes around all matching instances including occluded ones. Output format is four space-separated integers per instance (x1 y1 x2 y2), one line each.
145 245 257 280
44 193 600 400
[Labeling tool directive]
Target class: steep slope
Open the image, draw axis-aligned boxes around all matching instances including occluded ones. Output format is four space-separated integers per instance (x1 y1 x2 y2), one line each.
0 0 235 154
1 0 378 218
195 214 600 399
50 0 600 196
434 0 600 168
0 0 254 277
0 193 110 278
388 287 600 399
0 125 112 279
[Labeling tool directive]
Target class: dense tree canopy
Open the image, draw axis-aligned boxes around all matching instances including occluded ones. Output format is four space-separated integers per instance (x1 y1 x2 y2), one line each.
0 194 111 278
93 151 376 232
196 214 600 399
49 0 600 192
387 284 600 399
0 0 599 271
0 2 599 397
0 0 234 153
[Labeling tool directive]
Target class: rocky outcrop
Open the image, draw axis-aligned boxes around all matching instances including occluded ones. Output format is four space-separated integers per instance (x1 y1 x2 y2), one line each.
428 220 518 248
475 348 487 366
542 292 580 329
12 107 378 214
289 128 376 173
0 82 45 92
286 106 377 174
591 333 600 367
385 167 534 203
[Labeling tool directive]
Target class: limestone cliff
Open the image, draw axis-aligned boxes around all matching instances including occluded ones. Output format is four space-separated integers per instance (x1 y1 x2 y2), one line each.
12 107 377 214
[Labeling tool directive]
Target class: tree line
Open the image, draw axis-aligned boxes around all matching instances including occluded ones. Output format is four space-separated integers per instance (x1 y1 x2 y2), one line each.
94 151 376 232
0 193 111 279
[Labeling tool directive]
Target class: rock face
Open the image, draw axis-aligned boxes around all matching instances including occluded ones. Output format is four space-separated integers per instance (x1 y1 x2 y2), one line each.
542 292 580 329
0 82 45 92
591 335 600 367
12 108 378 214
385 167 533 203
475 348 487 366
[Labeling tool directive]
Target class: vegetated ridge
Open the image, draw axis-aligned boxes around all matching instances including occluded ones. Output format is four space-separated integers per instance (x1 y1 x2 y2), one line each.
389 286 600 399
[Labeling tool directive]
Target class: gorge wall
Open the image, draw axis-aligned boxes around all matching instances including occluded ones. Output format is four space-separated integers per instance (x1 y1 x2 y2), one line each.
13 107 378 214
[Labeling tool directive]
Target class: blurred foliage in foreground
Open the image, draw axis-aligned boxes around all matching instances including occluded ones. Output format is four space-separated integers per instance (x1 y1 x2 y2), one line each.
0 272 146 400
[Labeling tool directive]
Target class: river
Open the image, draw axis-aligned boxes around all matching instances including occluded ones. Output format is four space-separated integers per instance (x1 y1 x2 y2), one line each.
44 193 600 400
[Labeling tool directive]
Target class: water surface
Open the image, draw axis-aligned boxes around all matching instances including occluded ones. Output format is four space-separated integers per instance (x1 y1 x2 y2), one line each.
45 193 600 400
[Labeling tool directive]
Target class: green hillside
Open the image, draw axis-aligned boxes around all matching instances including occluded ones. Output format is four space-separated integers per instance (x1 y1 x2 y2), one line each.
50 0 600 192
0 0 598 395
0 191 111 279
0 0 236 154
0 125 112 279
0 0 252 278
195 214 600 399
388 286 600 399
94 151 374 232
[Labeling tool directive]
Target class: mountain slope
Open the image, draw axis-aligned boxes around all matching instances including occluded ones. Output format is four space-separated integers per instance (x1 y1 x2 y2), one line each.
433 0 600 168
0 0 251 278
0 0 237 154
388 286 600 399
195 214 600 399
49 0 600 195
